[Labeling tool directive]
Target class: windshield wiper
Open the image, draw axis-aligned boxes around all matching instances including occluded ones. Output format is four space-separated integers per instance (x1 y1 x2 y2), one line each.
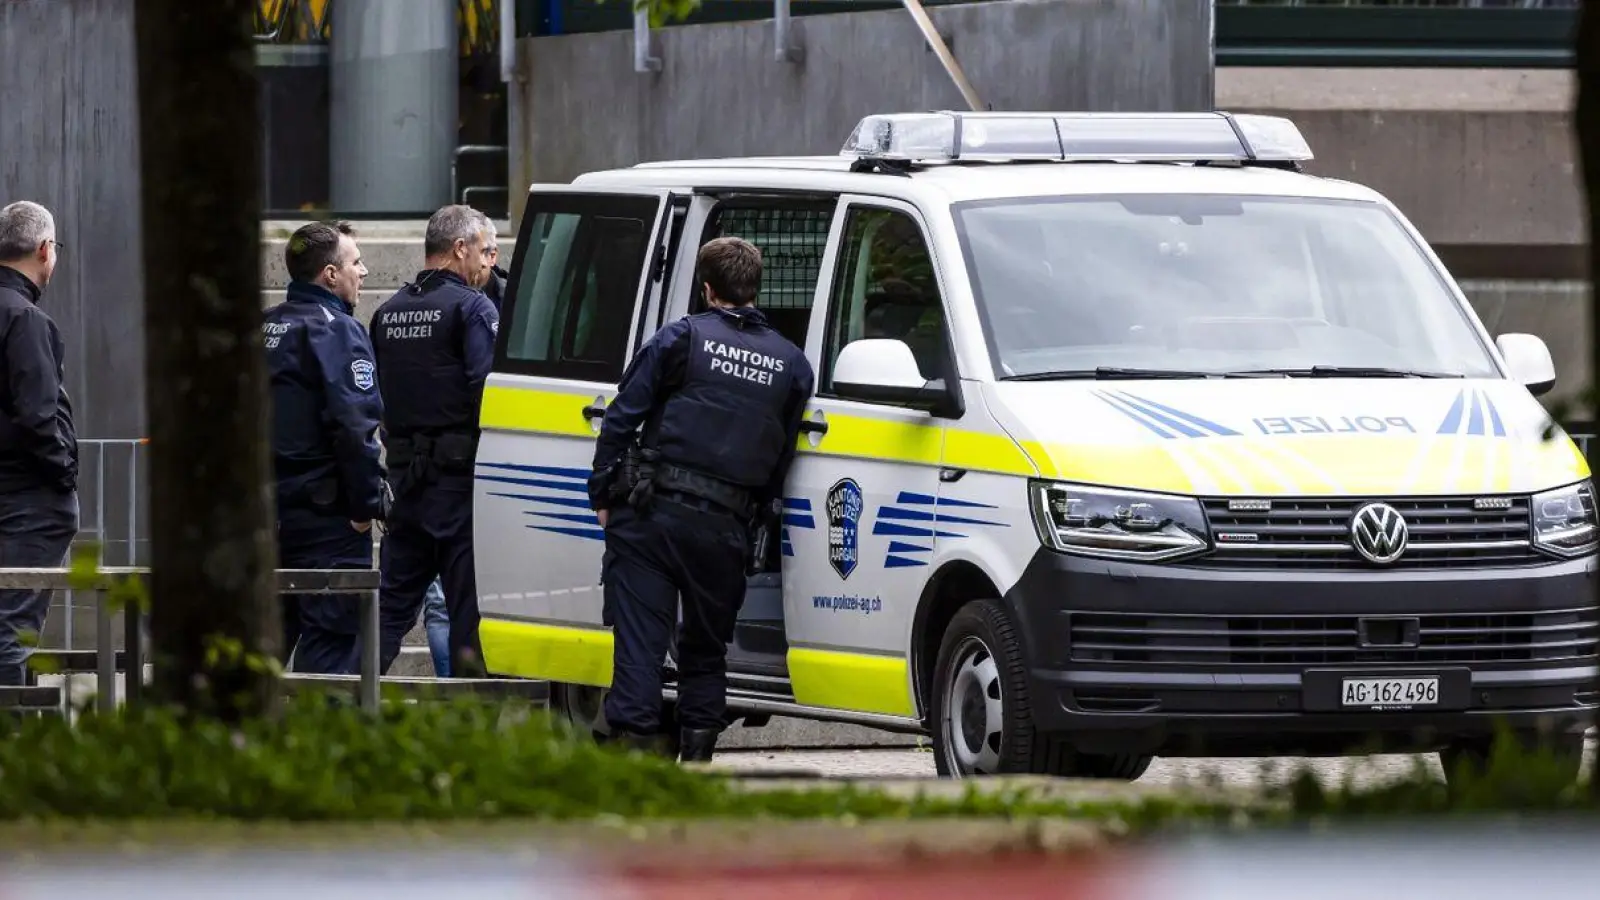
1235 366 1465 379
1002 367 1272 381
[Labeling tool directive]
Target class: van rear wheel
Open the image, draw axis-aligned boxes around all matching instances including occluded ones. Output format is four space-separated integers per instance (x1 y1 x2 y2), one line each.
549 682 682 757
930 599 1151 781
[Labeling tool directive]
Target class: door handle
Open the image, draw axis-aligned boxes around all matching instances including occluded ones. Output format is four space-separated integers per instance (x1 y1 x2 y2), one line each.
582 400 607 421
799 419 828 436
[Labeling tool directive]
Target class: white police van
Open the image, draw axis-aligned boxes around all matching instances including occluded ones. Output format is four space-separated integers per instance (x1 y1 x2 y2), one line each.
474 111 1596 780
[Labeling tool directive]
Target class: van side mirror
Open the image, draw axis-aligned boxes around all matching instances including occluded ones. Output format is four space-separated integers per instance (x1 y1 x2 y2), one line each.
832 339 960 416
1497 333 1556 397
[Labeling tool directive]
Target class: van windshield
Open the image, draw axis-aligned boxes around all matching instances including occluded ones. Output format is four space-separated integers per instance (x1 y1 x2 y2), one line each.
951 194 1500 381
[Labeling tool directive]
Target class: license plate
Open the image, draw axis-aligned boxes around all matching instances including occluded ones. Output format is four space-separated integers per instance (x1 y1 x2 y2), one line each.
1341 676 1439 709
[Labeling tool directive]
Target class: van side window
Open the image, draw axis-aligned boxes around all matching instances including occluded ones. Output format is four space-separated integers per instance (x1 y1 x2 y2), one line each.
821 206 949 393
500 194 658 383
702 203 834 349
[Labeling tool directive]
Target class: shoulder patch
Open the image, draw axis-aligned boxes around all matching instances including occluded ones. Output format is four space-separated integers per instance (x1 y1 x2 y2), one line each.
351 358 375 391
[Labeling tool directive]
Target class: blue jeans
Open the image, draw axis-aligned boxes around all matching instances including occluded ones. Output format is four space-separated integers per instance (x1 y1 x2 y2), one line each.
424 578 450 677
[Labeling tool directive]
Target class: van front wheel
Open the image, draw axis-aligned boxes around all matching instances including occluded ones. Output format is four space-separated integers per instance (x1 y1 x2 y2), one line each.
931 599 1038 777
930 599 1153 781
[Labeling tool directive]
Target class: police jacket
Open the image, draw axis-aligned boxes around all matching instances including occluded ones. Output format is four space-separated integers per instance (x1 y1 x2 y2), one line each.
368 269 499 444
589 305 814 510
263 281 386 520
0 266 77 495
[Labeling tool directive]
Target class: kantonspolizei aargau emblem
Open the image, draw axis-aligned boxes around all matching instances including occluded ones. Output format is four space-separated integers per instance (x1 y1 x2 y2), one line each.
827 477 864 580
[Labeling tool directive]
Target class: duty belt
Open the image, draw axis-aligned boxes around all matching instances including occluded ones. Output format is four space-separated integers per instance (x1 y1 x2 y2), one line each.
653 462 752 518
609 446 753 519
386 430 476 498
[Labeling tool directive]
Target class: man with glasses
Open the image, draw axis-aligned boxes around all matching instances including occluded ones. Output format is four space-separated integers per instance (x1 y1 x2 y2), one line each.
0 200 79 688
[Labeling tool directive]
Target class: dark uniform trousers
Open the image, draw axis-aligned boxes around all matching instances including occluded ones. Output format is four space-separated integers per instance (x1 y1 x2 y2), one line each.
278 506 373 674
0 486 78 686
602 495 747 736
376 474 481 675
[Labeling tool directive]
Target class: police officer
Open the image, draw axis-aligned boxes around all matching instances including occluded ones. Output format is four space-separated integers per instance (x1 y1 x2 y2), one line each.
0 201 78 689
369 204 499 678
264 220 387 673
482 238 508 311
589 236 814 762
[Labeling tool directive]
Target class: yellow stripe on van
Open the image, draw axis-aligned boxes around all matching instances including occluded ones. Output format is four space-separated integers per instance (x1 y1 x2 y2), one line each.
481 384 1044 478
787 647 916 718
481 385 596 438
480 618 613 687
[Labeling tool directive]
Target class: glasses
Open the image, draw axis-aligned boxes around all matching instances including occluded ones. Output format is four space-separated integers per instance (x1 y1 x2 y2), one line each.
49 240 64 258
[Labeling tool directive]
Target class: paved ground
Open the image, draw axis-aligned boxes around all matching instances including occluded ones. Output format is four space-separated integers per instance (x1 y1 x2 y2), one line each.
708 745 1509 790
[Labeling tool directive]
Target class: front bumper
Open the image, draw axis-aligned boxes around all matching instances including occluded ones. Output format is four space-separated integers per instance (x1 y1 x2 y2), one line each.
1006 551 1600 757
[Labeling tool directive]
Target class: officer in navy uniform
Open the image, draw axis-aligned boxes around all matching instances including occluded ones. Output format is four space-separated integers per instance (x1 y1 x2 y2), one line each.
369 205 500 678
264 221 387 673
589 236 815 762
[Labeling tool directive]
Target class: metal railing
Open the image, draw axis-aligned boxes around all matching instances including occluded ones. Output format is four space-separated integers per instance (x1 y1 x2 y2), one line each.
2 567 381 713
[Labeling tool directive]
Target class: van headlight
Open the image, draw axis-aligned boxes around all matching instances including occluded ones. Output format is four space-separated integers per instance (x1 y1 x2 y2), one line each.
1028 481 1209 562
1531 481 1599 558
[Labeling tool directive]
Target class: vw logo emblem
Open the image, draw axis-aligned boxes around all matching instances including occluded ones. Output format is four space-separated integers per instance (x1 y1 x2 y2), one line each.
1350 502 1409 564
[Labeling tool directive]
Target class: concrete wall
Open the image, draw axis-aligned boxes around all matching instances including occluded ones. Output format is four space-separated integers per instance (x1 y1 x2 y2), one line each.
507 0 1215 216
1217 67 1582 273
0 0 145 440
1 1 148 653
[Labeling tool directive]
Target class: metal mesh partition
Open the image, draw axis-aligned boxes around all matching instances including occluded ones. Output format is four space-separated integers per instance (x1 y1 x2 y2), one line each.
712 206 835 312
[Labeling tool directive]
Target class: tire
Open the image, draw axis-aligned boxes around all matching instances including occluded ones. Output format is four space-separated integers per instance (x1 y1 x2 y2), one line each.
549 681 682 757
1440 729 1588 786
930 598 1152 780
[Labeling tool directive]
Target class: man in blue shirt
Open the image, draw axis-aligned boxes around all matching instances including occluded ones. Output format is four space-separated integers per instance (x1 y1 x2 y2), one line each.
264 221 388 673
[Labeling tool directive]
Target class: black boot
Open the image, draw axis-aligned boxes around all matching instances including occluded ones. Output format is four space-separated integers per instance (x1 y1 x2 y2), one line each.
679 727 720 763
604 729 675 758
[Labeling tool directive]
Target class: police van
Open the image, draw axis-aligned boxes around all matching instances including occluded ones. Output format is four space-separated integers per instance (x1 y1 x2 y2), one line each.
474 110 1596 780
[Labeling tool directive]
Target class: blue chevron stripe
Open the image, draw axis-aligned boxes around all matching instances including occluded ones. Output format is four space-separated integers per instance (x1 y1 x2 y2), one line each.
893 491 997 509
478 474 589 492
488 491 593 509
526 524 604 541
885 556 928 569
1114 392 1241 436
1094 391 1180 439
478 462 591 479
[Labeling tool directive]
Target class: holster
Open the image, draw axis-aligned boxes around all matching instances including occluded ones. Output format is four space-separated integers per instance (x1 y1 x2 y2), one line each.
610 445 659 513
746 498 781 575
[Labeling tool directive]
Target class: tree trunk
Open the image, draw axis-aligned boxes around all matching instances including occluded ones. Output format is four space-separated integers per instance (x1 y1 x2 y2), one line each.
1580 0 1600 796
134 1 280 721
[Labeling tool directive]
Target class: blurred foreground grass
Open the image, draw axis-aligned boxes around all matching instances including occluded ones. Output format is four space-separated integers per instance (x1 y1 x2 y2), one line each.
0 695 1592 835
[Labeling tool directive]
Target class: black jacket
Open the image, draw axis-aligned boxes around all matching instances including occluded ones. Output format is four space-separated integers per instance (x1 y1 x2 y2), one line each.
483 264 508 312
0 266 77 494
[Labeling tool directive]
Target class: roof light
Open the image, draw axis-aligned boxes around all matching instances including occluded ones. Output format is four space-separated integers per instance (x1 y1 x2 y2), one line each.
840 111 1314 166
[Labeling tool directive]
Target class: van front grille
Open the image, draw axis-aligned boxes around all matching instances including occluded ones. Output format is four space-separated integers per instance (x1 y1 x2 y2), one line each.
1067 607 1600 667
1188 496 1541 570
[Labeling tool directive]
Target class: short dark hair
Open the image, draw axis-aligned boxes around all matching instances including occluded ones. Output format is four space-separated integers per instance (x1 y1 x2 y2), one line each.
285 221 354 284
697 236 762 306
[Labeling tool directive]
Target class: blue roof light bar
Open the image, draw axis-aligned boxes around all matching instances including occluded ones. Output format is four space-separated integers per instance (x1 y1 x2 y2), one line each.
840 111 1314 165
